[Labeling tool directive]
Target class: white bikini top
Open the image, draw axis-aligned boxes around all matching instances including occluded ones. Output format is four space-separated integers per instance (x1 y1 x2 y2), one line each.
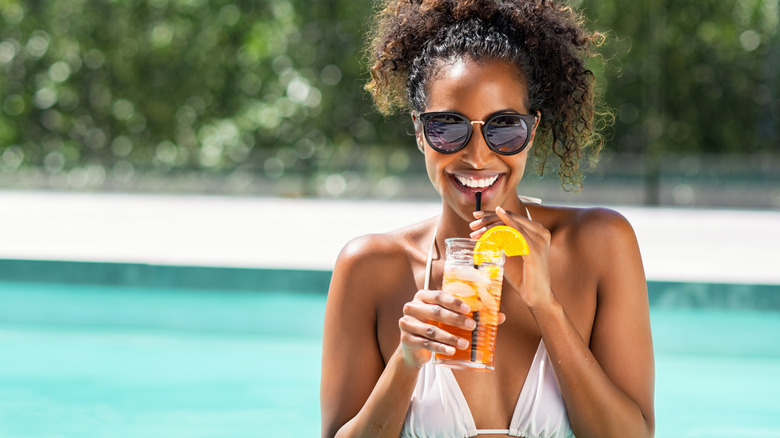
401 196 574 438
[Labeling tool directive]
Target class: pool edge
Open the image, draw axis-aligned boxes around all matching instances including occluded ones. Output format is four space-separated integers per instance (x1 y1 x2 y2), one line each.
1 258 779 310
0 259 332 294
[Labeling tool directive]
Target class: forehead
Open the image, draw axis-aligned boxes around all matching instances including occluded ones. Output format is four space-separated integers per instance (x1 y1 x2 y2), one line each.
425 57 529 116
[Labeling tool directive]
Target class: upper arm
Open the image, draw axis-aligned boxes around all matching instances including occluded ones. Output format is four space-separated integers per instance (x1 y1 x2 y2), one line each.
581 209 655 425
320 235 393 437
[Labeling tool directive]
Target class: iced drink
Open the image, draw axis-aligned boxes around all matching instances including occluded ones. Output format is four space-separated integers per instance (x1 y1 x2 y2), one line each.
433 238 504 371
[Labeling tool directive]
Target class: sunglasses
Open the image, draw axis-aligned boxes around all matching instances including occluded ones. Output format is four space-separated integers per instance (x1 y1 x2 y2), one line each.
413 110 539 155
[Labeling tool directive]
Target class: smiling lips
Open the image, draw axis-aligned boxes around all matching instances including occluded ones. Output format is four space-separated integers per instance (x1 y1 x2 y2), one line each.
454 174 500 190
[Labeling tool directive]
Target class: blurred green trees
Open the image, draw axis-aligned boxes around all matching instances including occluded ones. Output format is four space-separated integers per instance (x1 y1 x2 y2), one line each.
581 0 779 154
0 0 778 196
0 0 409 194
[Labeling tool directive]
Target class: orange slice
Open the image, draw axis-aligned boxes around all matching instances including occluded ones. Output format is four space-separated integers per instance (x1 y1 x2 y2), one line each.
475 225 530 258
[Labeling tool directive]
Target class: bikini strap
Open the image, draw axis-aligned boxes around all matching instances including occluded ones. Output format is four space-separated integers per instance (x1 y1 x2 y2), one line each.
424 224 438 290
518 195 541 221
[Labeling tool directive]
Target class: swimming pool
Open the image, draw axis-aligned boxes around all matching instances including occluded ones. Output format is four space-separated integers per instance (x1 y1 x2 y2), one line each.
0 280 324 438
1 279 779 438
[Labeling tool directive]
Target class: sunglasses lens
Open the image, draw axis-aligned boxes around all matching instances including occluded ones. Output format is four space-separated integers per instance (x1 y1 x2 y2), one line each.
425 114 470 152
485 115 529 154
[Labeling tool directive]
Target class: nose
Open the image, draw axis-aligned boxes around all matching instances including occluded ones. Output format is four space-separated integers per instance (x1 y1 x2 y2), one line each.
460 121 492 168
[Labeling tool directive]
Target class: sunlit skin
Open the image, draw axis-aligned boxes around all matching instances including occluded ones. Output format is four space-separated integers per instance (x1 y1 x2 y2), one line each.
418 58 537 235
321 58 655 438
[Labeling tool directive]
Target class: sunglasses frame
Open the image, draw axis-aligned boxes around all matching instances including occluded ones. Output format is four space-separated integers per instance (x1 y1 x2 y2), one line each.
413 110 539 155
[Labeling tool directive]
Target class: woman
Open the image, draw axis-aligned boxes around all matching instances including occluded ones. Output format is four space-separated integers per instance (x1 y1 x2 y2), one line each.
321 1 655 437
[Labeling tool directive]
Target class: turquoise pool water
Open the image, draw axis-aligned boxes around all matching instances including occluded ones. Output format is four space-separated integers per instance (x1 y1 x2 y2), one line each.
1 280 779 438
0 282 324 438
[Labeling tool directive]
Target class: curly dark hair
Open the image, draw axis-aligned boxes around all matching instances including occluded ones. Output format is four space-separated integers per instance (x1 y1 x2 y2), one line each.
365 0 610 190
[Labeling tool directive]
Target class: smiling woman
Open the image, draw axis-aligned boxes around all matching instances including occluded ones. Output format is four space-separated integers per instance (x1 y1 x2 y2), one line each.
320 1 654 438
366 1 608 192
417 59 537 221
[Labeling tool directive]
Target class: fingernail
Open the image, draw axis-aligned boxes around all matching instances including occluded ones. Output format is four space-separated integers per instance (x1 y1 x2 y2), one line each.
496 206 505 214
461 303 471 313
446 345 456 355
465 319 476 330
457 338 469 349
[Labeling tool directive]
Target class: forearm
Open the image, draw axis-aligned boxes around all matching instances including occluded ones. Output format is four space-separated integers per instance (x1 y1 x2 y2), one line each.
333 347 419 438
532 300 653 438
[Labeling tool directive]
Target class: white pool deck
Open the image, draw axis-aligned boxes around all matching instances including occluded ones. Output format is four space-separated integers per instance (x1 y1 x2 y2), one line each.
0 190 778 286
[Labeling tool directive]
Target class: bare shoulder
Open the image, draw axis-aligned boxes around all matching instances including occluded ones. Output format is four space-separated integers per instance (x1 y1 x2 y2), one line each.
323 216 436 345
574 207 639 255
335 217 434 274
540 205 637 245
329 217 436 299
537 205 641 276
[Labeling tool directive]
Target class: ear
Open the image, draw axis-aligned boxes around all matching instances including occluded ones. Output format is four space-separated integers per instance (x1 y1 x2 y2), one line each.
411 111 425 154
414 132 425 154
526 110 542 148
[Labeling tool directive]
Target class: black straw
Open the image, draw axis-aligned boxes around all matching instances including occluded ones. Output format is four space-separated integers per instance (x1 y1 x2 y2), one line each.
470 311 480 362
472 193 483 352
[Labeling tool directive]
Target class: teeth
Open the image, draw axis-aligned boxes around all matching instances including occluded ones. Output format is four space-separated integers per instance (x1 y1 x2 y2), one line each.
455 175 499 189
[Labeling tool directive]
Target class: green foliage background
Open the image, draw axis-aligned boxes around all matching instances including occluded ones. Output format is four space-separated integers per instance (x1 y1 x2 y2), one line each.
0 0 778 197
583 0 779 155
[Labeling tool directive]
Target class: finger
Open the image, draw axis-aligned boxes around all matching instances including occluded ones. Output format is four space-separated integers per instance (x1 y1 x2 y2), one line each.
399 316 470 354
495 205 545 231
495 206 519 225
472 210 502 222
403 298 476 331
496 206 551 244
415 289 472 314
495 205 531 225
469 226 489 239
469 215 501 231
469 214 506 238
401 331 458 356
469 220 507 239
470 207 530 236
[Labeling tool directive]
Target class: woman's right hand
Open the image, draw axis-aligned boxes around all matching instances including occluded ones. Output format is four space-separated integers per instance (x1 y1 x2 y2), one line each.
397 289 476 368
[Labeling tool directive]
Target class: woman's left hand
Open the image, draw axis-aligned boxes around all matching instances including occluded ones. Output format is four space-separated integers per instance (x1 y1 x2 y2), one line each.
469 206 555 311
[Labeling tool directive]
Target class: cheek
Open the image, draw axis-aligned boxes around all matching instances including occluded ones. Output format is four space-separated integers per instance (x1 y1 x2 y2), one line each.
506 155 529 181
424 153 439 184
424 152 452 189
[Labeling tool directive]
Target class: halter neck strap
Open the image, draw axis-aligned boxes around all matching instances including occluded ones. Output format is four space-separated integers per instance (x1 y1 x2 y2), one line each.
424 224 438 290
